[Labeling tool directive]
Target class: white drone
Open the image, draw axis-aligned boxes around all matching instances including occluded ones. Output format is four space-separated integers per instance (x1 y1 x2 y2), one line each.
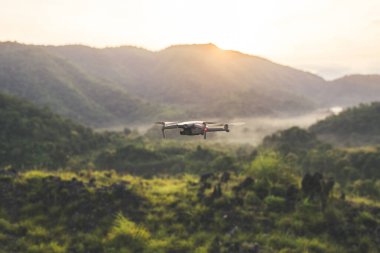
155 121 244 139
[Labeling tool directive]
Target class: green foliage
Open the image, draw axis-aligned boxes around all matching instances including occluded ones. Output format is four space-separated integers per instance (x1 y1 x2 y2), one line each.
0 169 379 252
105 213 150 252
0 92 113 169
263 127 328 156
310 102 380 146
264 195 286 212
259 119 380 200
0 218 17 234
246 150 297 185
108 213 150 241
95 142 239 176
351 179 380 199
0 43 168 127
1 91 380 252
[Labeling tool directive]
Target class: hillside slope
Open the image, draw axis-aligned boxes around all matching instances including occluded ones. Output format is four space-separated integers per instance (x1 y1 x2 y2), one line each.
326 74 380 106
310 102 380 146
0 92 110 168
2 42 380 126
0 42 161 127
49 43 326 117
49 44 380 116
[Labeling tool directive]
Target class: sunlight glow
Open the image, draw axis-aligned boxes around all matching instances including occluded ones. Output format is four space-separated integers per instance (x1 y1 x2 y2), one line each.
0 0 379 79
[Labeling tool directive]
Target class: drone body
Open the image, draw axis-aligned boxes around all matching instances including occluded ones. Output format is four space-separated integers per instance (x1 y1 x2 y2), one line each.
156 121 239 139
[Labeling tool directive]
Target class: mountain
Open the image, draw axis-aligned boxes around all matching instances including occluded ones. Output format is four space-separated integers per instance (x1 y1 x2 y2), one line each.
0 42 162 127
310 102 380 146
48 43 326 117
1 42 380 127
326 74 380 106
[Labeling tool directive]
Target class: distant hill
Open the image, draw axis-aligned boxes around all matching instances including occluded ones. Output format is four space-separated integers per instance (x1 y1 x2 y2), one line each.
310 102 380 146
326 74 380 106
0 92 109 169
0 42 163 127
262 126 328 155
1 42 380 126
47 43 325 117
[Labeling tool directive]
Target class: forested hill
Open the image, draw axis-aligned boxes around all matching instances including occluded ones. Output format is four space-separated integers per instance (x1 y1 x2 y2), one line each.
1 91 380 252
310 102 380 146
0 92 110 169
2 42 380 127
0 42 163 127
47 43 323 117
39 44 380 115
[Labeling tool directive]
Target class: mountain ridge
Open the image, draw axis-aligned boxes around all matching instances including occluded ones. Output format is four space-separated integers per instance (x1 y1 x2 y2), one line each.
1 41 380 127
0 42 166 127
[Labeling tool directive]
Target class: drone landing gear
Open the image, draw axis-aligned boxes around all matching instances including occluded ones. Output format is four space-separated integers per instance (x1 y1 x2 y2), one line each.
161 127 166 138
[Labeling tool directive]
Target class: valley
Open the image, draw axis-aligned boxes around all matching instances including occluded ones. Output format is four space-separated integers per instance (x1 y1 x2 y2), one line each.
0 42 379 253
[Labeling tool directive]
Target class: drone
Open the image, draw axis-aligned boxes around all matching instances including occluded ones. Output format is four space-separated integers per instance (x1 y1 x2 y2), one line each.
155 121 244 139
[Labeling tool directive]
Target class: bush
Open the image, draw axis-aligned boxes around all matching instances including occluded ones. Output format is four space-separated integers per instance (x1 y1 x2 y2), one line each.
105 213 150 252
264 195 286 212
247 151 297 185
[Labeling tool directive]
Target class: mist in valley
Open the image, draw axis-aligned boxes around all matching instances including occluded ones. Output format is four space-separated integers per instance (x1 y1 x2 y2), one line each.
208 109 335 145
108 108 340 145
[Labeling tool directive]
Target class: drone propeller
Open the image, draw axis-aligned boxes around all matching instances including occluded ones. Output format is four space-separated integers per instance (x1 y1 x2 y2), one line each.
228 122 245 126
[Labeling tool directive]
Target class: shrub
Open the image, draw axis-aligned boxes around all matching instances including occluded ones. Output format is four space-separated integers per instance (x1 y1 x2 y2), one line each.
247 151 297 185
105 213 150 252
264 195 286 212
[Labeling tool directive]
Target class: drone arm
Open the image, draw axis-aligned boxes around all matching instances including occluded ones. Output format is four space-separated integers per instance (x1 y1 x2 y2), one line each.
206 125 229 132
163 124 179 129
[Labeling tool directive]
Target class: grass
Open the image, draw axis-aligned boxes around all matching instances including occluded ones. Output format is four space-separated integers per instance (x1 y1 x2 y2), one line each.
347 196 380 208
1 168 378 253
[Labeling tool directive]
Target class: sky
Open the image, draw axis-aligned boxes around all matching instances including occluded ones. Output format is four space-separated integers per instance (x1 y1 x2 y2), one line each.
1 0 379 79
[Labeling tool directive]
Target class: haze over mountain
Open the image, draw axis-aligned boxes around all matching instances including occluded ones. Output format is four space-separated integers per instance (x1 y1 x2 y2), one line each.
46 43 324 117
326 75 380 106
1 41 380 127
